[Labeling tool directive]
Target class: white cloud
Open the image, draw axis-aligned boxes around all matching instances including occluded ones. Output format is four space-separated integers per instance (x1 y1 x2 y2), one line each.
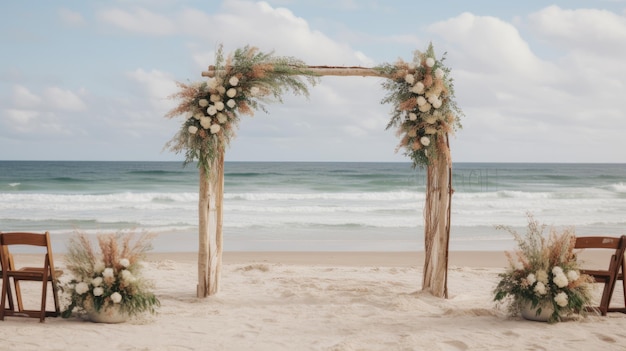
424 8 626 163
429 13 548 78
98 7 176 35
12 85 42 108
126 68 178 112
43 87 87 111
5 109 39 126
58 8 87 27
528 5 626 53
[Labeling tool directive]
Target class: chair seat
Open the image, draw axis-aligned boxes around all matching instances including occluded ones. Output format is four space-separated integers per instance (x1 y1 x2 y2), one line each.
15 267 63 279
580 269 612 281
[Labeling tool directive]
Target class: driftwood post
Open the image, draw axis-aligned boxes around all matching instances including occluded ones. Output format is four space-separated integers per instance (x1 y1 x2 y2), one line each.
422 135 452 298
197 151 224 297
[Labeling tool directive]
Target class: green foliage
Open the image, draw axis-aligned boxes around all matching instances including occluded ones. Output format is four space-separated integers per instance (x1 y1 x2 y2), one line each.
165 44 319 176
378 43 463 168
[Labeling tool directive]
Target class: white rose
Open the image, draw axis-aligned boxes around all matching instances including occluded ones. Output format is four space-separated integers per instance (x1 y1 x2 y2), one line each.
404 74 415 85
552 266 564 275
93 287 104 297
91 276 103 287
214 101 225 111
418 102 432 113
526 273 536 285
432 99 442 109
226 88 237 98
553 273 569 288
103 268 114 279
226 99 236 108
567 270 579 282
534 281 547 295
217 86 226 95
210 124 221 134
119 258 130 268
426 57 435 68
416 96 427 106
193 113 203 120
435 68 444 79
206 105 217 116
410 82 424 94
200 117 211 129
207 78 218 90
188 125 198 134
554 292 568 307
420 136 430 147
198 99 209 107
427 93 438 104
217 113 228 124
210 94 221 103
250 86 260 96
94 261 105 273
75 282 89 295
110 292 122 304
121 270 133 282
229 76 239 86
408 113 417 121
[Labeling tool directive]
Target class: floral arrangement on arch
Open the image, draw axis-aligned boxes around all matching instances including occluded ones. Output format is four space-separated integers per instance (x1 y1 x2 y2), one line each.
61 231 160 319
493 214 594 323
165 44 318 175
378 43 463 168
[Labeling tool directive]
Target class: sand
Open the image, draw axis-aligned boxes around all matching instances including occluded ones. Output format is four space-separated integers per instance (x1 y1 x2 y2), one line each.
2 251 626 351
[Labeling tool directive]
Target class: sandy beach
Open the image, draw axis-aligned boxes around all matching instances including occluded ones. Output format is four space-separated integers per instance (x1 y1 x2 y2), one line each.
2 250 626 351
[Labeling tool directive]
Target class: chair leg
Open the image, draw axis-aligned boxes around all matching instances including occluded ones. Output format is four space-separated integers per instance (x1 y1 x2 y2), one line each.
39 279 48 322
599 278 615 316
51 280 60 315
0 276 7 321
1 277 15 312
14 279 24 312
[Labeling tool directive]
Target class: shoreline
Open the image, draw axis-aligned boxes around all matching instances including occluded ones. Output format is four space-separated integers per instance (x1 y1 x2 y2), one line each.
144 250 607 269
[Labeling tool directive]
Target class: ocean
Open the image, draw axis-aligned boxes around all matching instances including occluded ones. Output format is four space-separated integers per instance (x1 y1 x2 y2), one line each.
1 161 625 253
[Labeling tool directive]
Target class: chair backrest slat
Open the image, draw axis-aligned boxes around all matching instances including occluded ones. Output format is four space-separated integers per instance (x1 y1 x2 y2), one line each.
575 236 622 250
0 232 48 247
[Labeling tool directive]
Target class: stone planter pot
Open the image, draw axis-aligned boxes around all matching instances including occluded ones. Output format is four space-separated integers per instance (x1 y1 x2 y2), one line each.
87 305 129 324
521 301 555 322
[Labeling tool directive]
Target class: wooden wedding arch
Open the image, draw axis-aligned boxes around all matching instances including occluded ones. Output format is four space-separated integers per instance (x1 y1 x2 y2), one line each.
165 44 462 299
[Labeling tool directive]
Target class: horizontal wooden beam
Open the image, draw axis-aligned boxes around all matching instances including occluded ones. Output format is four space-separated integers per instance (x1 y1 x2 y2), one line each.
201 65 405 78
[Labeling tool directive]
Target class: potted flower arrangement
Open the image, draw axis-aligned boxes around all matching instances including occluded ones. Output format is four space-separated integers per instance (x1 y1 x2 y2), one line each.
493 214 594 323
61 231 160 323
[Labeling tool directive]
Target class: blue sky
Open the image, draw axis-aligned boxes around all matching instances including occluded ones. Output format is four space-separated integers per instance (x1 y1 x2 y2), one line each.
1 0 625 162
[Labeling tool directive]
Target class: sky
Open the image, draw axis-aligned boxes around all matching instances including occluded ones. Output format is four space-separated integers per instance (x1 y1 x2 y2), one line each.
1 0 626 163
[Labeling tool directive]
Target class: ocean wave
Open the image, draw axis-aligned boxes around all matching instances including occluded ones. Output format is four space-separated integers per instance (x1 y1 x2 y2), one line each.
0 192 199 203
226 191 423 201
610 182 626 193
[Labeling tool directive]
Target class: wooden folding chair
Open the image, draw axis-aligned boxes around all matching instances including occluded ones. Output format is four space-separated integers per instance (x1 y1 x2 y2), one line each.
0 243 15 313
574 235 626 316
0 232 61 322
